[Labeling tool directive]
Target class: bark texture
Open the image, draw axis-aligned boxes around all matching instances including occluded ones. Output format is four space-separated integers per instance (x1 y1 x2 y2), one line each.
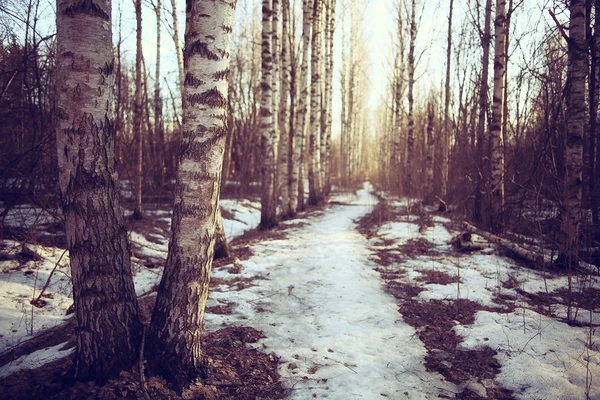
559 0 586 264
442 0 454 198
56 0 142 383
405 0 417 195
489 0 507 230
279 0 291 215
292 0 312 212
147 0 236 387
260 0 278 228
133 0 143 219
309 0 324 205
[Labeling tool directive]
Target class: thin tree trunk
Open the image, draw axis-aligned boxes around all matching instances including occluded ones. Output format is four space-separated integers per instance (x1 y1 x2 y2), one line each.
474 0 492 223
154 0 164 187
56 0 142 382
489 0 507 230
405 0 416 196
323 0 335 195
171 0 184 94
260 0 278 228
590 0 599 225
279 0 291 215
426 102 435 203
293 0 312 213
393 0 405 193
559 0 586 267
309 0 323 205
442 0 454 198
133 0 143 219
147 0 236 388
272 0 281 207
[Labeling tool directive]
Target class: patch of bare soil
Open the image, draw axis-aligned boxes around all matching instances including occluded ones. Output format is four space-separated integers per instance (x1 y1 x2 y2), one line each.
399 237 437 258
357 199 392 239
205 299 237 315
415 269 460 285
1 327 286 400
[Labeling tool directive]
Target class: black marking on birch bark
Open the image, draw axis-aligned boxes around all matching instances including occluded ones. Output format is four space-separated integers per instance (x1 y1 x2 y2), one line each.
185 41 219 61
184 73 205 88
63 51 74 57
187 88 226 108
213 69 230 80
99 59 114 76
63 0 110 20
222 25 233 33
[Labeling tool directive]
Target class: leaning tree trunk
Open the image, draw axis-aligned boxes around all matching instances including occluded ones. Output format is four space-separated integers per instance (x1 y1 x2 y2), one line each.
133 0 144 219
147 0 236 388
488 0 507 231
260 0 278 229
56 0 142 383
308 0 324 205
559 0 586 267
405 0 417 196
291 0 312 213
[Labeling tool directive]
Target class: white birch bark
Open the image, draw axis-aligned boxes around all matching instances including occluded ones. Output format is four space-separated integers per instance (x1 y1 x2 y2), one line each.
291 0 312 213
133 0 143 218
559 0 586 266
309 0 323 205
147 0 236 387
171 0 185 94
323 0 335 195
272 0 281 208
56 0 142 382
442 0 454 198
405 0 416 195
154 0 164 186
279 0 291 215
260 0 278 228
489 0 506 230
425 101 435 203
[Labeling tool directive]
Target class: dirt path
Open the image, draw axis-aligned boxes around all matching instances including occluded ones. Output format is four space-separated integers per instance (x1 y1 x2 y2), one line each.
207 183 457 399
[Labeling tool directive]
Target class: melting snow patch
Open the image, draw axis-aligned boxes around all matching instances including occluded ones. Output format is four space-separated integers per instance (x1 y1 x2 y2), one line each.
0 342 74 378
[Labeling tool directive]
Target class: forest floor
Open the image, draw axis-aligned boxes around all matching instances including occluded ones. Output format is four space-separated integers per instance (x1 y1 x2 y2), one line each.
0 183 599 399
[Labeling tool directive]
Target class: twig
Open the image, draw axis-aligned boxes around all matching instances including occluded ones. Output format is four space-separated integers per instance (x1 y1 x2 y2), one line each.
548 10 569 43
33 249 68 305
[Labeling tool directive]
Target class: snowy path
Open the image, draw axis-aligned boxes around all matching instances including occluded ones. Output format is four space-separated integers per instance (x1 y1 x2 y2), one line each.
207 183 456 399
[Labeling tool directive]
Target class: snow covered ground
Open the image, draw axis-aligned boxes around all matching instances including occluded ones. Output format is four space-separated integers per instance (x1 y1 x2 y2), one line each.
0 197 261 375
1 184 599 399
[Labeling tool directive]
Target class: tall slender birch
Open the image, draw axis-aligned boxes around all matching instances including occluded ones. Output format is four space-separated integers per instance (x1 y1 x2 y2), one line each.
309 0 323 205
147 0 236 386
292 0 312 212
323 0 335 195
340 0 348 186
442 0 454 197
272 0 281 207
474 0 492 222
405 0 416 195
393 0 405 191
260 0 278 228
426 101 435 202
133 0 143 219
559 0 586 267
279 0 291 215
489 0 507 229
171 0 184 95
56 0 142 382
154 0 164 186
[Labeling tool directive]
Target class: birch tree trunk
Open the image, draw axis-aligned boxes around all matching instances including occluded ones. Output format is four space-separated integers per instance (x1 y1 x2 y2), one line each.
171 0 184 95
488 0 507 230
559 0 586 266
393 0 404 192
279 0 291 215
133 0 143 219
154 0 164 187
589 0 600 225
272 0 281 207
291 0 312 213
442 0 454 198
425 102 435 203
260 0 278 228
56 0 142 382
340 0 348 187
405 0 416 196
323 0 335 195
309 0 323 205
474 0 492 223
147 0 236 387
